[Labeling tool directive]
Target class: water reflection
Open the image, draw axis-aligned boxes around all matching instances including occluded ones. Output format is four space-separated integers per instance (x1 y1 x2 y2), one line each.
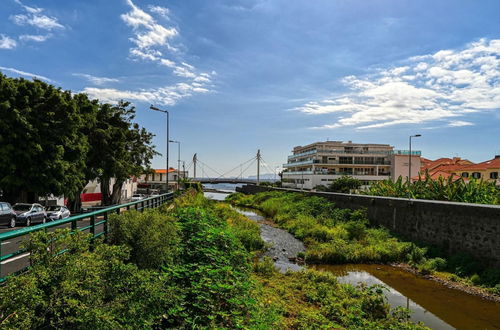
316 265 500 330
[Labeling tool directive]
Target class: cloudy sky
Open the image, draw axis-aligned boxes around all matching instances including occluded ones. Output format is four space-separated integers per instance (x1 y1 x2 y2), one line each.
1 0 499 176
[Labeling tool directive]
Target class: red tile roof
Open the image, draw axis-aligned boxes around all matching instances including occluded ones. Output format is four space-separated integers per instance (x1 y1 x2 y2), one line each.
154 168 177 174
459 157 500 171
414 170 463 181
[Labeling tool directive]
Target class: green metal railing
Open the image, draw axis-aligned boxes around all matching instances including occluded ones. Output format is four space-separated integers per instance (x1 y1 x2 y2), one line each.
0 192 173 283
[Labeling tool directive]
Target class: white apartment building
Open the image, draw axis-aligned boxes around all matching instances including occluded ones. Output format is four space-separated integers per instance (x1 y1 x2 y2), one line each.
282 141 421 190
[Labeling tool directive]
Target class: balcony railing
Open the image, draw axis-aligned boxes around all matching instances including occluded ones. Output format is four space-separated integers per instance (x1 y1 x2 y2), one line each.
283 159 314 167
391 150 422 156
287 149 317 160
283 171 391 176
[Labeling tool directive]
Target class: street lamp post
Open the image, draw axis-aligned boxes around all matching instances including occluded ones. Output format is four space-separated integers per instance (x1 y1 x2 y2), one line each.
408 134 421 199
150 105 169 192
169 140 181 190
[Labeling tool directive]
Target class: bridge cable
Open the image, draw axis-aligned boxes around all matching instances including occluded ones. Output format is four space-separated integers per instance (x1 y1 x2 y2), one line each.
215 156 257 179
238 157 258 179
197 159 225 178
259 156 282 181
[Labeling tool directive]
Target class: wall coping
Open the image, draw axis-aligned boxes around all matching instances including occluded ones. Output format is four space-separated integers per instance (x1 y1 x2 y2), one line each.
249 186 500 210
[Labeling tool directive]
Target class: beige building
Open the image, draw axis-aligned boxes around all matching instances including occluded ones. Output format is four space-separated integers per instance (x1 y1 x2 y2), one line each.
391 152 423 183
282 141 421 190
137 168 188 192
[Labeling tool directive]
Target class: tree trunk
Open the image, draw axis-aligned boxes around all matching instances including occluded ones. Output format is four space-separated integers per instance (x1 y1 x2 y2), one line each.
100 177 112 206
67 190 83 213
110 180 124 205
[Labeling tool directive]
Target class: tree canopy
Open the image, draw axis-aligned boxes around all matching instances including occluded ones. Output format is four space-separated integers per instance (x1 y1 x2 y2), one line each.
0 73 157 206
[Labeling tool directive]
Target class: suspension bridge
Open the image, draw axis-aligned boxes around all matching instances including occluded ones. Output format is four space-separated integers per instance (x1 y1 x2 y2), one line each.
183 150 279 185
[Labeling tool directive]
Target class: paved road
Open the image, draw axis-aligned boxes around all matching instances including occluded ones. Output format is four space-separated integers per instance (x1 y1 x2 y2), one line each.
0 217 106 279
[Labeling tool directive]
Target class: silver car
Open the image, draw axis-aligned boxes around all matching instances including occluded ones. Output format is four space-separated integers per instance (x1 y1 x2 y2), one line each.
45 205 71 220
13 203 47 226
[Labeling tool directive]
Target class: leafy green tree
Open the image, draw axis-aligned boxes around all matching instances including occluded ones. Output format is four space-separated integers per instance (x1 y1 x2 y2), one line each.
315 175 362 193
0 74 89 203
87 101 158 205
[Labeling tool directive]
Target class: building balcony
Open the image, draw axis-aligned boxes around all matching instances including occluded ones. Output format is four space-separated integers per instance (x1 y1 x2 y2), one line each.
287 149 317 160
391 150 421 156
283 159 314 167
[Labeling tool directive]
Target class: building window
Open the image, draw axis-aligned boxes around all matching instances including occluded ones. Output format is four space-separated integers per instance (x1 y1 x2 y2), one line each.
339 157 353 164
461 172 469 178
490 172 498 179
472 172 481 179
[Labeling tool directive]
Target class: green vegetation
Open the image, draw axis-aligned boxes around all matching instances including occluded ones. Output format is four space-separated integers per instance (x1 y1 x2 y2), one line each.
252 258 426 329
226 191 500 294
315 175 362 193
0 73 157 207
0 190 428 328
366 173 500 205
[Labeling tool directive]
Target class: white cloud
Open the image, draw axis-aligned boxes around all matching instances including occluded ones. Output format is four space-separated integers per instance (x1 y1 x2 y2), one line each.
14 0 42 14
148 5 170 19
0 66 53 82
11 13 64 30
72 73 119 86
82 81 211 106
9 0 63 46
298 38 500 129
121 0 177 50
0 35 17 49
122 0 214 83
19 34 52 42
448 120 474 127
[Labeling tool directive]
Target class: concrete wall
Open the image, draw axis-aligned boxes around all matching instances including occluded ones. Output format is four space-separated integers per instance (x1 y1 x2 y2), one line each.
236 185 500 268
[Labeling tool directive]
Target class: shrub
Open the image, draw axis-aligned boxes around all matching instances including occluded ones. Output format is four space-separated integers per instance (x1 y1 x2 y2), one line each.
108 209 180 269
0 230 178 329
254 257 278 277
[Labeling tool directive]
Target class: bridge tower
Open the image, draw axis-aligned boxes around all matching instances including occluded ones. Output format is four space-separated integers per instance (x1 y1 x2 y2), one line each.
257 149 261 185
193 153 197 179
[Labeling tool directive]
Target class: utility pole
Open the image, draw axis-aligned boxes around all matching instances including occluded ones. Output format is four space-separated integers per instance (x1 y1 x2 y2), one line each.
150 105 169 192
193 153 197 179
257 149 261 185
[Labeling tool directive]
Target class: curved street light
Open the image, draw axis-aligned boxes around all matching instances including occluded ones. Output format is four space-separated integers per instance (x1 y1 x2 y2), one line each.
150 105 169 192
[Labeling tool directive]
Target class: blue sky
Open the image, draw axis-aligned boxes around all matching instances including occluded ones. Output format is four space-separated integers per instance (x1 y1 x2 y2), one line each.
1 0 499 177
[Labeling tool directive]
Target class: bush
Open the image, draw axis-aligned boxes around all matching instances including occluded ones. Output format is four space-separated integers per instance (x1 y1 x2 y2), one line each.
254 257 277 277
214 203 265 252
108 209 180 269
0 230 178 329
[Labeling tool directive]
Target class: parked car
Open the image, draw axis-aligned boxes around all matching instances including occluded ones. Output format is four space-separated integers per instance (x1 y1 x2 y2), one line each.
45 205 71 220
131 194 145 202
0 202 17 228
13 203 47 226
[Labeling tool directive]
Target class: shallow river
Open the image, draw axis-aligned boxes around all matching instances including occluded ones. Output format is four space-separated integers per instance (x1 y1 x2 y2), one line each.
204 188 500 330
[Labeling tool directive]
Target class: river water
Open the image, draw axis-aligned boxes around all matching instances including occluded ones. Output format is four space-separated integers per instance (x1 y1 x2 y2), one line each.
203 184 500 330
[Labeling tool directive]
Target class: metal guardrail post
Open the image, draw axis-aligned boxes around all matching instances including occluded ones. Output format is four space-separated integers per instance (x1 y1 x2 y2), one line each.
140 201 144 212
103 212 108 243
90 214 96 238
